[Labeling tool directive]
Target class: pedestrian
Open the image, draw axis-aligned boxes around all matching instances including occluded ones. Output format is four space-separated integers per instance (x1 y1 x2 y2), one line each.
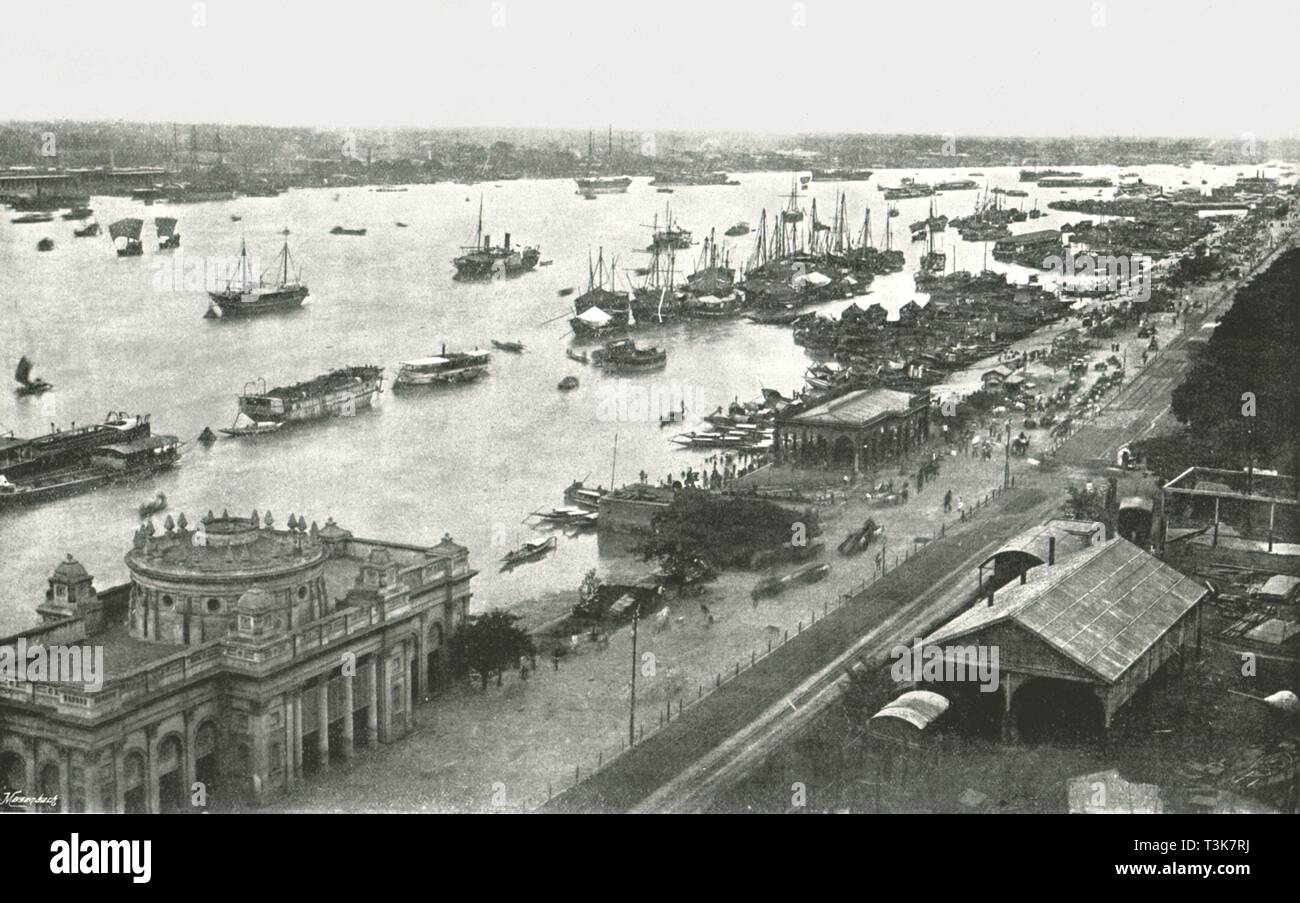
956 495 964 517
943 489 952 513
551 650 560 672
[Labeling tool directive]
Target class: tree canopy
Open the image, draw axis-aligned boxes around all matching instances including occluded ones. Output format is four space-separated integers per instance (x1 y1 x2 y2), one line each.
451 610 536 690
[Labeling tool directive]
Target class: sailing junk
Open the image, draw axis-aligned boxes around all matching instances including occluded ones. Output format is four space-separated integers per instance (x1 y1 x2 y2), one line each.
452 198 540 281
236 367 384 424
207 233 309 318
14 356 52 396
155 216 181 250
108 218 144 256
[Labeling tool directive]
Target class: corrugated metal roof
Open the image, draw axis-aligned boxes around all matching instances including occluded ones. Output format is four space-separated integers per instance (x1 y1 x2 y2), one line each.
871 690 950 731
927 538 1205 684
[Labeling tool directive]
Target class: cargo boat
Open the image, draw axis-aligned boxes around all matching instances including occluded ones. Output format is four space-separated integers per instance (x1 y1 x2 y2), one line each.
236 367 383 424
155 216 181 250
574 176 632 194
393 349 490 387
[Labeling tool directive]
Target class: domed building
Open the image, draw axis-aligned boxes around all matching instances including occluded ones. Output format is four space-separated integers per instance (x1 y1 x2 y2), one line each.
0 510 475 813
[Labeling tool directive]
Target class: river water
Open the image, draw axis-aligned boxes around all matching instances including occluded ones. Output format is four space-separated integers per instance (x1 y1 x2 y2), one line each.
0 161 1265 633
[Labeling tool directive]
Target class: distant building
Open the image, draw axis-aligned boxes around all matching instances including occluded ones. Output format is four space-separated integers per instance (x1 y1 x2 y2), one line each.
0 511 475 812
774 389 930 472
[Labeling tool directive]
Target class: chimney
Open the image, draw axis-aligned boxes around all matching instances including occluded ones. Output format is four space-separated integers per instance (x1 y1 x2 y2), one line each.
504 232 511 251
987 589 994 607
1048 536 1056 565
1020 568 1027 585
484 233 490 250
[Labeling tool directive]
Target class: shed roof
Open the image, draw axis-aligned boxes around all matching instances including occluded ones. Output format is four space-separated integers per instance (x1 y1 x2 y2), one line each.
785 388 919 428
927 537 1205 684
980 519 1104 569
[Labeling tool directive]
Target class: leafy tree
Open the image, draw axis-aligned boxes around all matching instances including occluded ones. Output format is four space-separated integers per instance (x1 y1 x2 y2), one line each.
1169 249 1299 475
450 610 536 691
641 489 810 576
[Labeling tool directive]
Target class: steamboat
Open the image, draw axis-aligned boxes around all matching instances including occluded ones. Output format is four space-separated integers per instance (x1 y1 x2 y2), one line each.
452 197 540 280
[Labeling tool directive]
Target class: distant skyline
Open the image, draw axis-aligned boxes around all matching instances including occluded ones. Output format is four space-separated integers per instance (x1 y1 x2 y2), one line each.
2 0 1295 139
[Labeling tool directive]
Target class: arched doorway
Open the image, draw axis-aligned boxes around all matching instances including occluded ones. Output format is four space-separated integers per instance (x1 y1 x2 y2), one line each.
193 722 218 809
157 735 185 813
1012 678 1105 742
0 751 26 813
122 751 147 813
38 762 61 812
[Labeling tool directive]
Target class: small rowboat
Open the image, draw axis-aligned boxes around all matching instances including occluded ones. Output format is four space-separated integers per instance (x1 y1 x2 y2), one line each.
492 340 525 353
500 536 557 570
220 415 284 437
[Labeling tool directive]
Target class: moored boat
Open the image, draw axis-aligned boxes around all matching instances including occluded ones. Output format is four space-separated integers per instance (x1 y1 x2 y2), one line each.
394 348 490 388
207 232 309 318
235 366 383 424
591 338 667 372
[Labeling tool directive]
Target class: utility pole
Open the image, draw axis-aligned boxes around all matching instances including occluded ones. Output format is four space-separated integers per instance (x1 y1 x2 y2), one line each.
629 602 639 747
1003 420 1012 490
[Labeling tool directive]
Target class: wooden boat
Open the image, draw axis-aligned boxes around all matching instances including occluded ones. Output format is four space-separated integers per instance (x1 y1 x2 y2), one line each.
591 338 667 372
500 536 557 569
36 238 54 252
330 226 367 236
558 376 579 391
394 350 490 387
138 492 168 519
219 413 284 437
558 287 576 297
492 340 525 353
563 480 606 510
565 348 588 364
73 221 100 237
395 221 409 228
11 213 54 224
13 356 52 397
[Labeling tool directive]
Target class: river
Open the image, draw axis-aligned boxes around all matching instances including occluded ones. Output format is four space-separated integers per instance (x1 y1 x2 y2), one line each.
0 160 1269 633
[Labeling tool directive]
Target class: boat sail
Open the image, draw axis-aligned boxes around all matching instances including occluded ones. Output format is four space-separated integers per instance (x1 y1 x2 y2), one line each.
207 230 309 318
155 216 181 250
108 218 144 257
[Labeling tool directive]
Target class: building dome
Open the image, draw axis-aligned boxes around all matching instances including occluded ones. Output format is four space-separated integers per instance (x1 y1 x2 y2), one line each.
52 553 90 584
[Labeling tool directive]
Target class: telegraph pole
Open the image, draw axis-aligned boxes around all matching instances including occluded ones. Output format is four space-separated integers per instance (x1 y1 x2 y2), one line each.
629 602 639 746
1003 420 1012 490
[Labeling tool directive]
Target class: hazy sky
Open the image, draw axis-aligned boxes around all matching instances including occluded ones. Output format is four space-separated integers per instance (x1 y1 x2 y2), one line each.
1 0 1293 138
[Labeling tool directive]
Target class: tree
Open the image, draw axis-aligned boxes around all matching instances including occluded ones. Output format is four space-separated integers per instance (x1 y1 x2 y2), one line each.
640 489 809 577
450 610 536 691
1062 482 1106 523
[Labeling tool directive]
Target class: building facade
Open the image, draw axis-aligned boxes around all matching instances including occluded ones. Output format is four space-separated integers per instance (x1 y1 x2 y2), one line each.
0 510 475 813
774 388 930 472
